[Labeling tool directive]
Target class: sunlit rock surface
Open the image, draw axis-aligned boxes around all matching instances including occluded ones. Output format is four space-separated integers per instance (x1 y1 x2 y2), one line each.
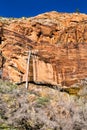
0 11 87 86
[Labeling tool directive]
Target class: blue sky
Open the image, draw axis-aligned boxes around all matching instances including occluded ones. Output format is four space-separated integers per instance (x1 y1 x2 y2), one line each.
0 0 87 18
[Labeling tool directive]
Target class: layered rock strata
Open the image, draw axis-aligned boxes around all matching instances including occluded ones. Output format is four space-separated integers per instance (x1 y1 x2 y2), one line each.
0 11 87 86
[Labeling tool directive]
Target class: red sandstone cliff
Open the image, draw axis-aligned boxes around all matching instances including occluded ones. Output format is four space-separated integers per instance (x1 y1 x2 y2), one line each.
0 11 87 86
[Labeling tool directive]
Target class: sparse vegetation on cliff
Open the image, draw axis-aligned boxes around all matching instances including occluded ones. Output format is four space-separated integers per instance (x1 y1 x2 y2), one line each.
0 79 87 130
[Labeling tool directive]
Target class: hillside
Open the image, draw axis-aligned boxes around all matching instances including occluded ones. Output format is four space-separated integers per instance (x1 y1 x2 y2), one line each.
0 11 87 130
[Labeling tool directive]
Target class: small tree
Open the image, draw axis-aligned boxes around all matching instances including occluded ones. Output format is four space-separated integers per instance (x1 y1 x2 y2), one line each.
75 8 80 14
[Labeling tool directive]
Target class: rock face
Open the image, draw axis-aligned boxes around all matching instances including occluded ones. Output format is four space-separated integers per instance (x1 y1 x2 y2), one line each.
0 11 87 86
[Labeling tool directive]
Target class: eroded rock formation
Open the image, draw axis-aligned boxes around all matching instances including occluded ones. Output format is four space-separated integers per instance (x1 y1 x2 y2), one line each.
0 11 87 86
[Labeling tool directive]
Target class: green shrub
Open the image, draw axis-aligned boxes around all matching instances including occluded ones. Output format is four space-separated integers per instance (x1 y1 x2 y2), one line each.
0 79 18 93
36 97 50 106
0 124 18 130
